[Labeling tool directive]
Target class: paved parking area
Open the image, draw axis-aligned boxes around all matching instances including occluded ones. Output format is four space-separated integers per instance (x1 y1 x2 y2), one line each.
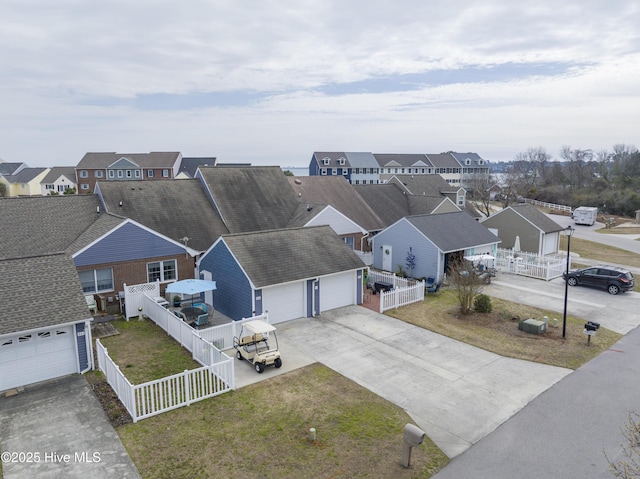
275 306 571 458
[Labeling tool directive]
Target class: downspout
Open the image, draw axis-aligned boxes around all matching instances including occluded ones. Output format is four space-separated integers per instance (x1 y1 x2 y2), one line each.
360 231 370 252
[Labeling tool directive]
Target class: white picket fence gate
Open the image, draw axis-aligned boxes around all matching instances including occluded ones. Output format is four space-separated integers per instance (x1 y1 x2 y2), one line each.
495 248 569 281
95 288 273 422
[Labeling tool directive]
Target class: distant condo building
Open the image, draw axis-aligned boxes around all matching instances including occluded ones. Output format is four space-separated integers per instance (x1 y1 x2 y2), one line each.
308 151 489 188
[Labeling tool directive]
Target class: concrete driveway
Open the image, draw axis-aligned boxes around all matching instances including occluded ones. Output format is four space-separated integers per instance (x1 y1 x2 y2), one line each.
0 375 140 479
275 306 571 458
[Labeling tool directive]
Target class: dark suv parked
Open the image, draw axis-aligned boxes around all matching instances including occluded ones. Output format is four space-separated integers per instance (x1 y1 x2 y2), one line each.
563 265 634 295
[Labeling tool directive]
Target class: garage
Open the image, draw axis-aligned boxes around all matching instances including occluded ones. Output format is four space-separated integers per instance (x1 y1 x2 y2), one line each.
0 325 78 391
319 271 356 313
262 281 305 324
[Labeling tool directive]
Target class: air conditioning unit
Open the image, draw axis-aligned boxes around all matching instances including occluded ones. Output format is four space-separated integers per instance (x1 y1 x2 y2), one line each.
519 318 547 335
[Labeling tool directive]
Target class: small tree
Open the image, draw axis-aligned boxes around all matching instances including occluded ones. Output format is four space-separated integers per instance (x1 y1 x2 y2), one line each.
607 412 640 478
405 247 416 278
448 259 485 314
0 182 6 197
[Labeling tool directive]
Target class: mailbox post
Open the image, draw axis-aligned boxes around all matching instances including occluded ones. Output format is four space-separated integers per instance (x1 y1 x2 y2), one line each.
401 423 425 468
584 321 600 345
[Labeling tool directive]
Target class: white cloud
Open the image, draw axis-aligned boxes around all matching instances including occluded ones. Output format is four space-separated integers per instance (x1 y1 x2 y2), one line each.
1 0 639 165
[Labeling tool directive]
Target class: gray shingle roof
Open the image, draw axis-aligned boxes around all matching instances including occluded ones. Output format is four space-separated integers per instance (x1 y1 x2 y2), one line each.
0 162 25 176
42 166 76 183
389 174 458 195
425 153 461 168
508 204 565 233
77 152 181 169
0 253 90 335
312 152 349 168
221 225 365 288
178 157 218 178
287 176 385 231
405 211 501 252
3 167 47 183
198 166 300 233
374 154 433 168
96 179 228 251
353 184 411 227
0 195 105 259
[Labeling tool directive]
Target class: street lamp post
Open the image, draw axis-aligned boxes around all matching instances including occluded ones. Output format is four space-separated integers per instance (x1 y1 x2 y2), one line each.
562 225 575 339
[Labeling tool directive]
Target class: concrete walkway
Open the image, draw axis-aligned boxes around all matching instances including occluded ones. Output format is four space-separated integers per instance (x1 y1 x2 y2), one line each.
0 375 140 479
275 306 571 458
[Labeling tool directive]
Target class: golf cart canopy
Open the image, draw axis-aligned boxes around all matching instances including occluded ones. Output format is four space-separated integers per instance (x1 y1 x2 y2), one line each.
241 320 276 335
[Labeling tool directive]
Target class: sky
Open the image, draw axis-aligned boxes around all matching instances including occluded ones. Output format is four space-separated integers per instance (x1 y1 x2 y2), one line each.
1 1 639 168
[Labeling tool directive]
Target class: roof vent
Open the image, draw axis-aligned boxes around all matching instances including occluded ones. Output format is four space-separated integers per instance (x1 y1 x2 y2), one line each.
306 204 313 211
294 178 302 185
119 201 123 207
96 206 100 213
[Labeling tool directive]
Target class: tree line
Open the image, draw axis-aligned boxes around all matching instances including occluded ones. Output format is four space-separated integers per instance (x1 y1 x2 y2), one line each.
476 144 640 217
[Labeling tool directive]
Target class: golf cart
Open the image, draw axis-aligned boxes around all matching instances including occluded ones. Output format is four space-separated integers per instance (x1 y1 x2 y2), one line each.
464 254 497 284
233 320 282 373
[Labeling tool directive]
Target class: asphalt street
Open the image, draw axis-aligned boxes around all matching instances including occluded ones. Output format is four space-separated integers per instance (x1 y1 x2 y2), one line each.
432 213 640 478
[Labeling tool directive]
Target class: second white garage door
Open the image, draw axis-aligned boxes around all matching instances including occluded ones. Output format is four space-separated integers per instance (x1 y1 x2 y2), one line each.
320 271 355 313
0 326 77 392
262 281 305 324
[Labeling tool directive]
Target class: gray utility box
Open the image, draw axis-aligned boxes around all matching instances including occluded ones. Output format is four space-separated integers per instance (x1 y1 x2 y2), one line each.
519 318 547 335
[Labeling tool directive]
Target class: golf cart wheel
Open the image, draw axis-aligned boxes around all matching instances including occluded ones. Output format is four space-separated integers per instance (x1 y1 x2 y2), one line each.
608 284 620 295
236 351 243 360
567 277 578 287
255 362 265 374
274 358 282 368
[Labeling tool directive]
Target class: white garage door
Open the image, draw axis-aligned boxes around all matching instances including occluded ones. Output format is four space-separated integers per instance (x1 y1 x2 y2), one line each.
320 271 355 313
262 281 305 324
0 326 77 391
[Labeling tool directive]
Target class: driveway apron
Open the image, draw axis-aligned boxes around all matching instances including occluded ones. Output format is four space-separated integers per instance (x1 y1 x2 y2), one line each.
0 375 140 479
276 306 571 458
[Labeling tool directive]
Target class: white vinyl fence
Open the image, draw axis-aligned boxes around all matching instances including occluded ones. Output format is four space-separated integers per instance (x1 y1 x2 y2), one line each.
495 248 569 281
122 281 161 320
368 270 425 312
524 198 572 215
95 287 271 422
379 280 425 313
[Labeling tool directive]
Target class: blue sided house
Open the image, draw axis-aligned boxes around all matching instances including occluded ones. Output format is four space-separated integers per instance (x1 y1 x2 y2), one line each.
197 226 366 323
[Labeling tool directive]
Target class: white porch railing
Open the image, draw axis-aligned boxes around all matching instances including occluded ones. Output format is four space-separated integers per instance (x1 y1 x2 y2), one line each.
368 270 417 289
380 280 425 313
495 248 569 281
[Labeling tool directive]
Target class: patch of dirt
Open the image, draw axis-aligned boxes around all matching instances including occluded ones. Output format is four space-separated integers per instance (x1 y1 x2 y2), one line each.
90 379 132 427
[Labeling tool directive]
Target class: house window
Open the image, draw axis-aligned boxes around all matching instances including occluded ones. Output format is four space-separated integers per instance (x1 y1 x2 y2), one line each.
108 170 115 179
332 168 337 175
338 158 345 165
343 169 348 175
323 158 330 165
457 195 465 206
126 170 132 178
95 170 104 178
147 260 177 283
57 185 65 192
147 170 154 177
45 184 54 190
354 168 360 174
80 170 88 178
343 237 354 249
321 168 327 175
79 268 114 293
394 168 398 173
117 170 123 178
162 169 170 178
80 184 90 190
134 170 141 178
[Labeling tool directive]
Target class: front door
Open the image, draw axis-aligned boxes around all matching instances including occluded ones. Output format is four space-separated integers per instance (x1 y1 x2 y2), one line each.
382 245 392 272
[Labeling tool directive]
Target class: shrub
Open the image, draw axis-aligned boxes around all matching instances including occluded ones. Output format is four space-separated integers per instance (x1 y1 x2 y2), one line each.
474 294 493 313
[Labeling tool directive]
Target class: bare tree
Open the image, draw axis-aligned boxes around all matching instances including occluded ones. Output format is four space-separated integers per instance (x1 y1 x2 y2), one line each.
606 412 640 478
448 259 485 315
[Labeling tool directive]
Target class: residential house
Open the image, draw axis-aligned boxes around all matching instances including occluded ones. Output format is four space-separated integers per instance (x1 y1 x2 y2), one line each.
375 154 435 183
450 152 490 188
75 151 182 193
480 203 565 255
197 226 366 323
95 179 229 253
0 253 94 392
40 166 77 195
287 175 386 251
0 167 49 197
0 195 198 314
371 211 501 282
